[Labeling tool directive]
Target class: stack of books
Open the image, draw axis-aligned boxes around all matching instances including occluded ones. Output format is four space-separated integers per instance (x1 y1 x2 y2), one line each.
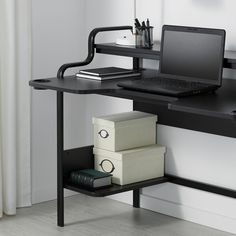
76 67 141 81
70 169 112 189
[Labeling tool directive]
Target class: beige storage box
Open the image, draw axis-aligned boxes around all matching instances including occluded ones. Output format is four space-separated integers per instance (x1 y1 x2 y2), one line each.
93 145 166 185
93 111 157 152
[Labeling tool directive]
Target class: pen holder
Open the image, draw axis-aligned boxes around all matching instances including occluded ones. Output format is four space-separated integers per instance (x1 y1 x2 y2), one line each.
135 26 154 48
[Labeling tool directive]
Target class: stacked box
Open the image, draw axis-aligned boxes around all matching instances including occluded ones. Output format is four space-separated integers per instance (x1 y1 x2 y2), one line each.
93 111 157 151
92 111 166 185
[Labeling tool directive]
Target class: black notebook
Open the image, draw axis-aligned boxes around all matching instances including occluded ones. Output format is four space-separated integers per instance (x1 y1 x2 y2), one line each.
76 67 141 81
79 67 134 76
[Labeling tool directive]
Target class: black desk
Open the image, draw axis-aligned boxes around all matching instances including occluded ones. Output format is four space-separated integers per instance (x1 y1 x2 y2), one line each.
29 26 236 227
30 70 236 224
30 69 236 138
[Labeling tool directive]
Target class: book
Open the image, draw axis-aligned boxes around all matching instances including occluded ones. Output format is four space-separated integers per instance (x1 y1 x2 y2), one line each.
76 72 141 81
79 67 134 77
76 67 141 81
70 169 112 189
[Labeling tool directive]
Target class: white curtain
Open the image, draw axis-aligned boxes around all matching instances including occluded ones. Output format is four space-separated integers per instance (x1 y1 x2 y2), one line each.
0 0 31 217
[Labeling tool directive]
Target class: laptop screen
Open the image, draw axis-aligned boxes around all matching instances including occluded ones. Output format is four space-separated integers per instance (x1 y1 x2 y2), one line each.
160 26 226 85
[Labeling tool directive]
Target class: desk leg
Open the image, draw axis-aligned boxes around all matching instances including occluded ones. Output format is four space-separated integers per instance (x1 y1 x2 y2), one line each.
133 189 140 208
57 92 64 227
133 57 143 70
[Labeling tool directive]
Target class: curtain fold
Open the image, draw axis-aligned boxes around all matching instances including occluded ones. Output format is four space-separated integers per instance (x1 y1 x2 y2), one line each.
0 0 32 217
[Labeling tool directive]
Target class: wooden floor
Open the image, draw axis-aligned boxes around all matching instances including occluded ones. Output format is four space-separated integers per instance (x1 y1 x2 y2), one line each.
0 195 234 236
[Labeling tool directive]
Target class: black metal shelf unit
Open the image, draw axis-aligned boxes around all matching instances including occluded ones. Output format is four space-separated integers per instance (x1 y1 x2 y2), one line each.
29 26 236 227
54 26 170 227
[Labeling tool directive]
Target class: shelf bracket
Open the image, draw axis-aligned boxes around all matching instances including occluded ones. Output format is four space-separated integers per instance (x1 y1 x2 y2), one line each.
57 26 133 79
166 174 236 199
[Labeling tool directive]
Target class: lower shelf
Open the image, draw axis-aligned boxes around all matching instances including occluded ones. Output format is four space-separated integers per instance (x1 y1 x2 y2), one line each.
64 176 168 197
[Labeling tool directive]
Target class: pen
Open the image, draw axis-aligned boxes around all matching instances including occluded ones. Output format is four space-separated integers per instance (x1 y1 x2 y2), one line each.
142 21 146 29
146 18 151 48
135 18 141 28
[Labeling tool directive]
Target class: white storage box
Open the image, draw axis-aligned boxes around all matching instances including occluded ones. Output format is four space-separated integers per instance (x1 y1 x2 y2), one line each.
93 145 166 185
93 111 157 152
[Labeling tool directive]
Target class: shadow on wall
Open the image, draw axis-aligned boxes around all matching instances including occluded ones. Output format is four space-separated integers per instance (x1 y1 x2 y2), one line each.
192 0 222 7
224 69 236 80
141 124 183 222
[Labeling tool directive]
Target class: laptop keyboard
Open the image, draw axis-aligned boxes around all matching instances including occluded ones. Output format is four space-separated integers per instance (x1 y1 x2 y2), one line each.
117 76 216 97
137 77 207 90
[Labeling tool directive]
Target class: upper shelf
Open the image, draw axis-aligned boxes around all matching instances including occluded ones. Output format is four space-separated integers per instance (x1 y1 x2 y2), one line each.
95 43 236 69
95 43 160 60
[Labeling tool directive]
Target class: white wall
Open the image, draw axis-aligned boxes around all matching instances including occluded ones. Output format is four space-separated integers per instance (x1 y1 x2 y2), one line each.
31 0 87 203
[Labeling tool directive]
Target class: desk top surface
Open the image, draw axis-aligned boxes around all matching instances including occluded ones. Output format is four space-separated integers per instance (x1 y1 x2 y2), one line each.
169 78 236 120
29 70 157 94
30 69 236 121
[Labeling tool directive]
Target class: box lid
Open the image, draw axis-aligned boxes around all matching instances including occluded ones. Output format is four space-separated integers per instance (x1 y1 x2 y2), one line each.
93 144 166 161
92 111 157 128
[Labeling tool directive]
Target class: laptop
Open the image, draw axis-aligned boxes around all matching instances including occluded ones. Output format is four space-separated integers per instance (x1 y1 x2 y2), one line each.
118 25 226 97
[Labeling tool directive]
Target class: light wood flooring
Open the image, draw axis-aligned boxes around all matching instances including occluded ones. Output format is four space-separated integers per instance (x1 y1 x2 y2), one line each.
0 195 234 236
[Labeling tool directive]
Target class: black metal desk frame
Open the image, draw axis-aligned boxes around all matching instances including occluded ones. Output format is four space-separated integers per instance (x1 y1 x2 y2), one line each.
30 26 236 227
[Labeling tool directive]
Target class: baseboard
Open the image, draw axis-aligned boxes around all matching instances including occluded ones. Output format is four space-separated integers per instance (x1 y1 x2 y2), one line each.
106 184 236 234
107 191 133 205
140 194 236 235
32 186 77 204
32 183 236 234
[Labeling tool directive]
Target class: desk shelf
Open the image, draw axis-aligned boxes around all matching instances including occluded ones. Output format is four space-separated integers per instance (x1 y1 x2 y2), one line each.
63 145 168 197
65 177 168 197
96 43 160 60
96 43 236 69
